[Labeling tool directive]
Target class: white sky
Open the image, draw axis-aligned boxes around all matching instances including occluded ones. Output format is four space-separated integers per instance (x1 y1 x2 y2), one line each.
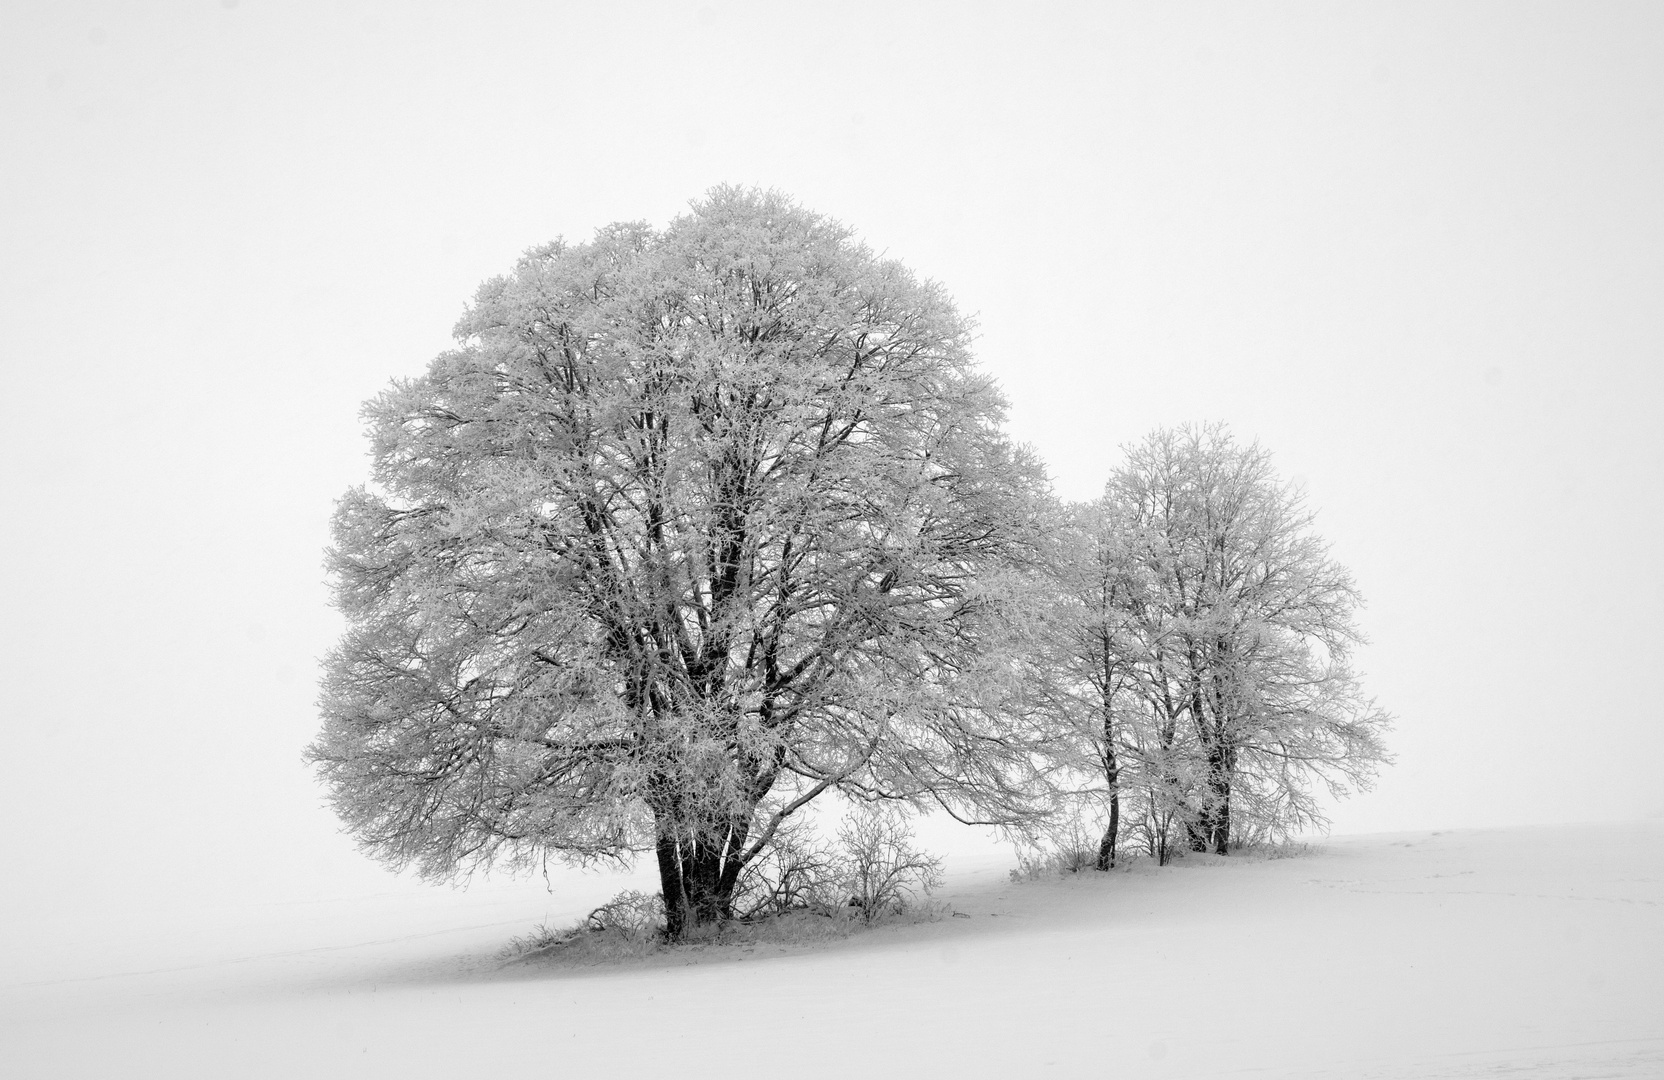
2 1 1660 929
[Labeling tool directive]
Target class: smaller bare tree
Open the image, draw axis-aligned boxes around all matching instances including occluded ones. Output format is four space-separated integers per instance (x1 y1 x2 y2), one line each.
837 805 943 923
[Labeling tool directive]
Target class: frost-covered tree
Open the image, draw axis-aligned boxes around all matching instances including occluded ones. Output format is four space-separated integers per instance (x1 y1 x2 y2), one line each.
1046 425 1391 859
309 188 1052 938
1030 500 1201 867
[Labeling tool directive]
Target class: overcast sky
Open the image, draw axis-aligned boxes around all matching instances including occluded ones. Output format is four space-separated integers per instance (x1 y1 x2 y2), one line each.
3 1 1660 929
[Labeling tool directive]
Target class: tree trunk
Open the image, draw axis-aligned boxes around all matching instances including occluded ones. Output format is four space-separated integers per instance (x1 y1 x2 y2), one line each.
1190 800 1227 854
656 831 739 940
1097 732 1120 871
654 832 689 940
1187 663 1215 853
1097 638 1120 872
1210 756 1233 855
1096 790 1120 870
1183 755 1233 854
1186 745 1232 854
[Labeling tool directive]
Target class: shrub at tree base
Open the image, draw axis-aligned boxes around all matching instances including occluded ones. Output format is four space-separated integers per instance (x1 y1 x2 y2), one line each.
498 804 945 962
502 807 946 963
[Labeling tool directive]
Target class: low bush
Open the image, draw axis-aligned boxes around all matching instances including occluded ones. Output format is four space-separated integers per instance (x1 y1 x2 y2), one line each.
502 806 946 965
499 889 667 964
1010 815 1110 881
838 804 944 923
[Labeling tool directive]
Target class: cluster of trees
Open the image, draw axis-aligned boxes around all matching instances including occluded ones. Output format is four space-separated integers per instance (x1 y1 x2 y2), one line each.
310 187 1391 939
1037 429 1390 868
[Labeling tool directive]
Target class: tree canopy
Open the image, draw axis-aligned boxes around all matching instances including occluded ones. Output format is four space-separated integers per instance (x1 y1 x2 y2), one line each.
310 187 1053 937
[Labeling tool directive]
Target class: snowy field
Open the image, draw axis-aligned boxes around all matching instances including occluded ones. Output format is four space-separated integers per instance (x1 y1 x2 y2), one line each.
4 821 1661 1079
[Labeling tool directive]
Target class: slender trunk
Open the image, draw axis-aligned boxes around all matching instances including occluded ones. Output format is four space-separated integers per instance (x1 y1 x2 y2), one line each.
1097 732 1120 871
1186 653 1214 853
1208 635 1235 855
1097 790 1120 871
1097 634 1119 872
1153 672 1181 867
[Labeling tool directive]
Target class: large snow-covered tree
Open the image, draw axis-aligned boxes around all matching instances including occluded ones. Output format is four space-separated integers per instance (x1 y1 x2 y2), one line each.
1047 424 1391 859
309 188 1052 937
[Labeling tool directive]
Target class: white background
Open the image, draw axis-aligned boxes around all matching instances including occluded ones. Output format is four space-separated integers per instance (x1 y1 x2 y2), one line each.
2 1 1660 939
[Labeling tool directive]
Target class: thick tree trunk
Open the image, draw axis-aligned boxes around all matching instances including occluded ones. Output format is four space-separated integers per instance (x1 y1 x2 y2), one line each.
656 831 739 940
681 841 733 926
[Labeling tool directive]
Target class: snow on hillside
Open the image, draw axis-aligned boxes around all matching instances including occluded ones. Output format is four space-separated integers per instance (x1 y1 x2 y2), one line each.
4 822 1660 1079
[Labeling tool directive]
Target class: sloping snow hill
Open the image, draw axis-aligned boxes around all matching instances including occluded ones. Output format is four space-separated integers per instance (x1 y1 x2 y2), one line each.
4 822 1661 1078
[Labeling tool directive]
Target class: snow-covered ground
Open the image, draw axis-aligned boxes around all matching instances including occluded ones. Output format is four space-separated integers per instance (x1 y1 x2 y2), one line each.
4 822 1661 1078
